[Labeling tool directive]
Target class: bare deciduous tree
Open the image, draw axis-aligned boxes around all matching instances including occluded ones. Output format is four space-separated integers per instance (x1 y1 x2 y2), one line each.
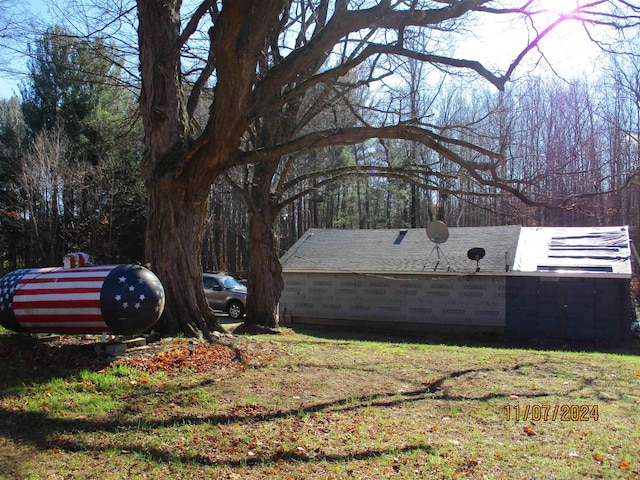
15 124 70 265
133 0 639 337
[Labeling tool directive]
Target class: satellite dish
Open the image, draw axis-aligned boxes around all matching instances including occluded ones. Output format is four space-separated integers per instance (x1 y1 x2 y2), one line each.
467 247 486 272
426 220 449 244
467 247 486 261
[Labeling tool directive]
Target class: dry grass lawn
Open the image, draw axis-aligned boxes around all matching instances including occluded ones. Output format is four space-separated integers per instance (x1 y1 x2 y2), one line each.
0 326 639 479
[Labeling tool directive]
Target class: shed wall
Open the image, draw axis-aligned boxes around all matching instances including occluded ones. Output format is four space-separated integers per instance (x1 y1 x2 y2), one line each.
280 272 506 328
280 272 632 344
505 276 631 343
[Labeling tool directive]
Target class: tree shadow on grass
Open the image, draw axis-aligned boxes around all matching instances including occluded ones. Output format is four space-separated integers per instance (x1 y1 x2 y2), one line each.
0 328 608 474
146 442 434 469
0 359 589 471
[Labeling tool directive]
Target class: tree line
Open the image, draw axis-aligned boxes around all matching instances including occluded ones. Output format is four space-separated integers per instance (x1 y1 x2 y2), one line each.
0 28 145 270
3 37 638 276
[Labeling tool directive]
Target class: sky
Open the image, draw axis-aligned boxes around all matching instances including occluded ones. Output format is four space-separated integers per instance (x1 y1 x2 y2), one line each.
0 1 606 101
0 0 48 99
454 0 605 82
0 75 24 100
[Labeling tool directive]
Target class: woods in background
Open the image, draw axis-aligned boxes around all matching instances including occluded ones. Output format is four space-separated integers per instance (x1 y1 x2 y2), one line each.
2 50 639 275
204 70 640 276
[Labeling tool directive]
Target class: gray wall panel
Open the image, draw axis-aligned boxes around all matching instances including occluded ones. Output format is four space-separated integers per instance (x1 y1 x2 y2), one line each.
280 272 506 327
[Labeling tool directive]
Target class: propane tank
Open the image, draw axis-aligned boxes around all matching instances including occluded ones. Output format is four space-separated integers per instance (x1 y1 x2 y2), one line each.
0 253 165 335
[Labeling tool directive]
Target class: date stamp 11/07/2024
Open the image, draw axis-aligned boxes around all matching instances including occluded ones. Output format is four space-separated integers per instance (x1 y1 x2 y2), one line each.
504 404 599 422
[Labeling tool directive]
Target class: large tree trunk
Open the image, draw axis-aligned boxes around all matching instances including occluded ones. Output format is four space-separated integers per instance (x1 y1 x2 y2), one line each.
243 206 283 329
137 0 223 338
241 161 283 330
145 174 224 337
137 0 287 337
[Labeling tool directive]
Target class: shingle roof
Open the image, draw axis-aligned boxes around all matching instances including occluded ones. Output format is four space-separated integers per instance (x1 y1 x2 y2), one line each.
280 225 522 274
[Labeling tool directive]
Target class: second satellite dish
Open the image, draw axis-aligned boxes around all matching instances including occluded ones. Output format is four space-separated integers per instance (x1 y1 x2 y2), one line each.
467 247 486 272
426 220 449 244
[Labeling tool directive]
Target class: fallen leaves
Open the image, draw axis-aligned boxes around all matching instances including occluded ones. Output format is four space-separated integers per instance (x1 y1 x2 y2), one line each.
0 334 278 385
228 403 268 418
590 448 634 471
114 342 236 374
114 339 273 376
